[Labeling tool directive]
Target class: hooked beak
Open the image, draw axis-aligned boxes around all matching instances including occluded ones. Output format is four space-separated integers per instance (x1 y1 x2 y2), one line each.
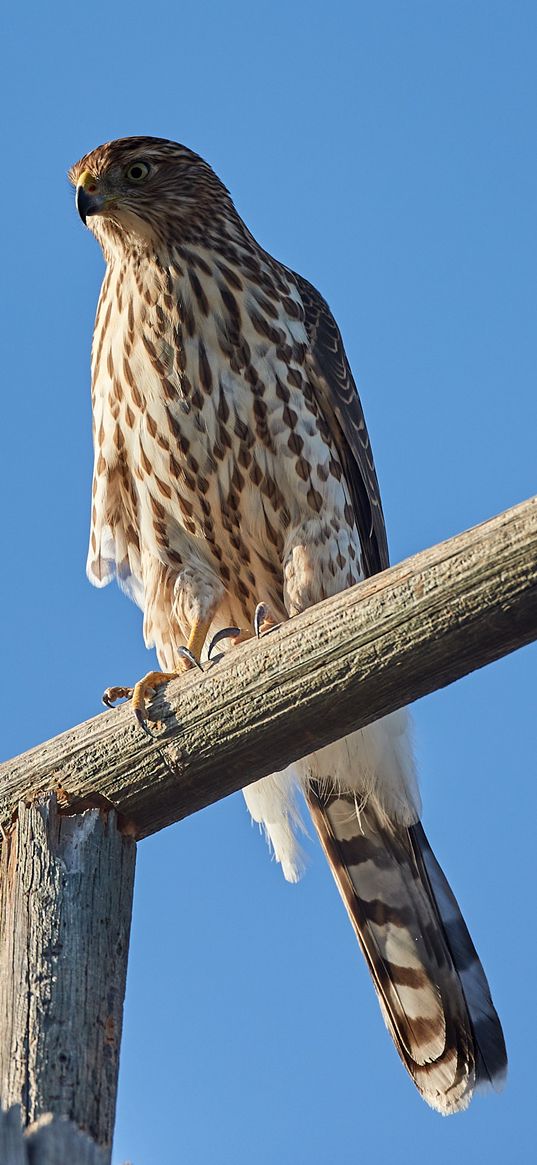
75 170 105 225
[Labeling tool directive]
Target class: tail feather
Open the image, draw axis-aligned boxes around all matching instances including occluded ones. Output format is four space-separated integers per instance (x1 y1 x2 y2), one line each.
306 784 506 1114
411 822 507 1092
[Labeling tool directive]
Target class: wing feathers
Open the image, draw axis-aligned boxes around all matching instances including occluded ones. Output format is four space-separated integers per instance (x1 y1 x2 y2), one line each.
292 270 389 575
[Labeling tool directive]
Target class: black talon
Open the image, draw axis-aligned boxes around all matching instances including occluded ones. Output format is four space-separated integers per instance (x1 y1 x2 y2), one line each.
102 685 133 708
207 627 241 661
254 603 269 638
253 602 282 640
134 707 156 739
177 646 204 670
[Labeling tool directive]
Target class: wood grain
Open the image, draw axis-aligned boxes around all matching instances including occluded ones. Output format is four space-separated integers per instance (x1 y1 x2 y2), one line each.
0 801 135 1160
0 495 535 841
0 1106 109 1164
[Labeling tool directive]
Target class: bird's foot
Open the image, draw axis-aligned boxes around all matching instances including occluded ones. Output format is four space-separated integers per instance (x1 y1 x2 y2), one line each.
206 627 242 661
102 646 203 737
253 602 281 638
206 603 280 662
102 685 134 707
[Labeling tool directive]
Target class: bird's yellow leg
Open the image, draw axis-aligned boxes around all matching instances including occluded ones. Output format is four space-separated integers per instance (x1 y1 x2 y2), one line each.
102 617 213 732
186 618 212 662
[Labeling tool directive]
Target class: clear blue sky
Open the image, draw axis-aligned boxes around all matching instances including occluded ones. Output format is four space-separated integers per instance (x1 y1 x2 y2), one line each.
1 3 535 1162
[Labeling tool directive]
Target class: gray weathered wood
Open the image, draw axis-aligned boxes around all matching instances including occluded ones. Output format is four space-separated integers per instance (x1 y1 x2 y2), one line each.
0 1105 26 1165
0 1106 109 1165
0 801 135 1163
0 495 536 841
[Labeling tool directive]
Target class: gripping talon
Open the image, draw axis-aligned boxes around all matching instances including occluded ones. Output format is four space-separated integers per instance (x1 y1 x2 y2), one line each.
253 602 281 639
254 603 269 638
134 707 156 739
103 617 210 738
207 627 241 660
177 646 204 670
102 685 133 708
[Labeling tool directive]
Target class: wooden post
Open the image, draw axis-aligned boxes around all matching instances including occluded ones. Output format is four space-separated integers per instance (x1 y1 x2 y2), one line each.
0 1104 109 1164
0 495 535 1160
0 796 135 1163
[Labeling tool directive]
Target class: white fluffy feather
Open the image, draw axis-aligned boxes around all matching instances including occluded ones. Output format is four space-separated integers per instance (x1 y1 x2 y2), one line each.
243 766 307 883
243 709 420 882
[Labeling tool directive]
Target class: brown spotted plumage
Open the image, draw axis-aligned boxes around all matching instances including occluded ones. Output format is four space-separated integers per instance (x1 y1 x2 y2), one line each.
71 136 506 1112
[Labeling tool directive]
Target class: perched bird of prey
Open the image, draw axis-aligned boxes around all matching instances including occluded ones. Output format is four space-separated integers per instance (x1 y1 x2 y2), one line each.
70 136 506 1113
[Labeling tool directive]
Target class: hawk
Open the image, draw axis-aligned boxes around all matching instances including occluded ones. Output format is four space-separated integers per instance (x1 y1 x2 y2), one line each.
70 137 506 1112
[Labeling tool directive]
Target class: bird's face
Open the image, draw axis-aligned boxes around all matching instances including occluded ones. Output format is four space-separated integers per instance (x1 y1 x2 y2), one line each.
69 136 232 254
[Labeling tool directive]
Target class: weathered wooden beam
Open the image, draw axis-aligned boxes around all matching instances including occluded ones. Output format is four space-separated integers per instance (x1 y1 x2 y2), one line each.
0 495 536 840
0 799 135 1163
0 1105 109 1165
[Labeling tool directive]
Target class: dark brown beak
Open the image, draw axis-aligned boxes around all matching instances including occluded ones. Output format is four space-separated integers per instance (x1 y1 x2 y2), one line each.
76 185 101 225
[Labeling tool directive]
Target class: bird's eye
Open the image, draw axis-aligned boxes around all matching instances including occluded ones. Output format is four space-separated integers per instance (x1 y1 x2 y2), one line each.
126 161 151 183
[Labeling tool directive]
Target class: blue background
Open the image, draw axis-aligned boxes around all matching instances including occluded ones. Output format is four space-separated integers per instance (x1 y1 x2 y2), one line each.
1 2 535 1162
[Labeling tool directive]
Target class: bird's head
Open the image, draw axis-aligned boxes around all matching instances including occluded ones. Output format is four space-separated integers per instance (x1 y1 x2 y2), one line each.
69 136 234 257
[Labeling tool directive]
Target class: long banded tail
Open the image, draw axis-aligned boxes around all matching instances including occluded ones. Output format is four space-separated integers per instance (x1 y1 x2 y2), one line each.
306 784 507 1113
